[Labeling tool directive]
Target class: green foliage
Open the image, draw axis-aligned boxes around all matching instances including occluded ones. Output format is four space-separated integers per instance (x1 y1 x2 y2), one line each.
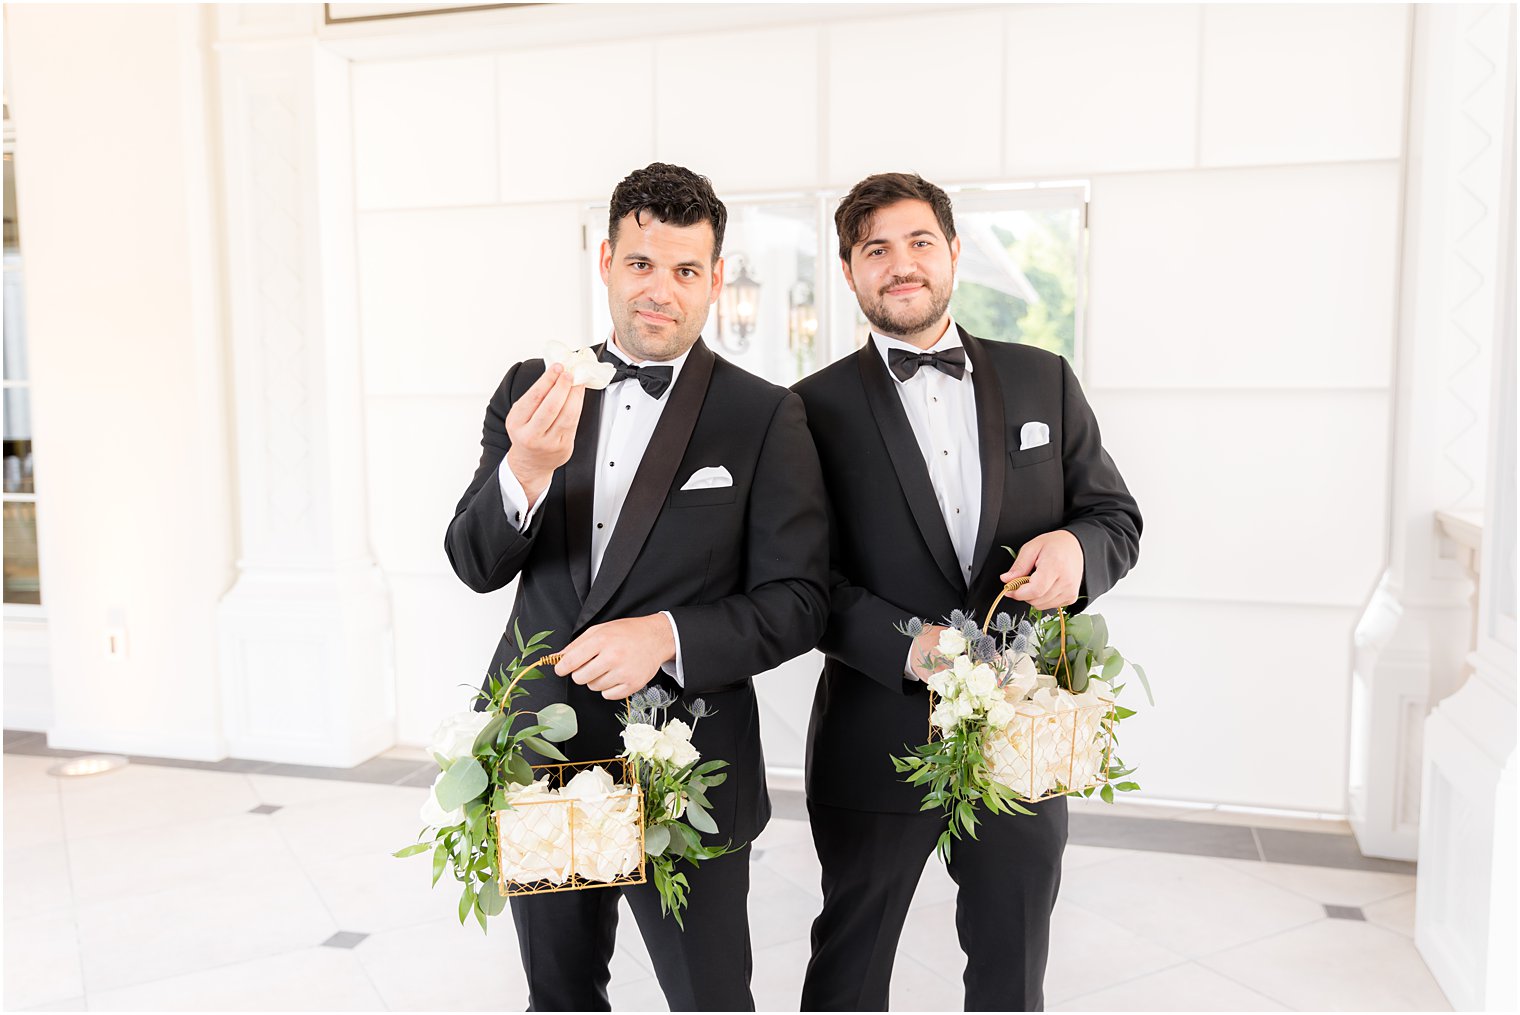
392 628 564 934
891 559 1154 860
622 694 739 928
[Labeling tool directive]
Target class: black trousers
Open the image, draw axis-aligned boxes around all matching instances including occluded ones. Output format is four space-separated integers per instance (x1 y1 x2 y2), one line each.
508 844 754 1012
801 798 1067 1012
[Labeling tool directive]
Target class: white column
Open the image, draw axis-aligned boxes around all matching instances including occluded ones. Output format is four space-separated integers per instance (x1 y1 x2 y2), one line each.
1415 11 1517 1002
214 5 395 766
1349 3 1509 861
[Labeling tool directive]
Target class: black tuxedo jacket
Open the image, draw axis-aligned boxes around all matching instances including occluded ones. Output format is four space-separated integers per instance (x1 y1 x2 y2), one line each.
792 328 1142 813
445 338 829 844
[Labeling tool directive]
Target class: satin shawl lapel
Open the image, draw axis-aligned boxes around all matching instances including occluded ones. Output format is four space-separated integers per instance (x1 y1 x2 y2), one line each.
962 330 1007 589
856 340 965 592
575 338 715 628
563 349 605 605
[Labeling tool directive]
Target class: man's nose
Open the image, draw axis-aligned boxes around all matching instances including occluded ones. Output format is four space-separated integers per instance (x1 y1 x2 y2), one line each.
643 271 673 305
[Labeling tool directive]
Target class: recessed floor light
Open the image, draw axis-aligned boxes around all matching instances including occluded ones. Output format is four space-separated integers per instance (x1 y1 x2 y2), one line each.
48 755 129 778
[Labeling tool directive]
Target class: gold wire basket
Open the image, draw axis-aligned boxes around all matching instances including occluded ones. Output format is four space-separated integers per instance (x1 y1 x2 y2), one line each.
928 577 1115 803
494 653 648 897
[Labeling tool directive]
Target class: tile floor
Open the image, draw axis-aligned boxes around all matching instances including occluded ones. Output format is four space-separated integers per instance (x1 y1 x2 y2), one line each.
2 750 1450 1012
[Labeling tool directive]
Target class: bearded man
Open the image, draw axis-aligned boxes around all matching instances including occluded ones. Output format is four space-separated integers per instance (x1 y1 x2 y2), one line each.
792 173 1141 1011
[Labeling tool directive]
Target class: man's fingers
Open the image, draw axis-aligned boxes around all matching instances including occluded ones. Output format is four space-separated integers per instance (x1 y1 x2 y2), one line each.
548 384 586 436
525 371 574 437
506 364 563 430
1001 543 1039 582
554 630 600 676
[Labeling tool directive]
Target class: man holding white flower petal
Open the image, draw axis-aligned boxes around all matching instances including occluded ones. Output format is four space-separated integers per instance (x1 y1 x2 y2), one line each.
445 163 829 1011
793 173 1141 1011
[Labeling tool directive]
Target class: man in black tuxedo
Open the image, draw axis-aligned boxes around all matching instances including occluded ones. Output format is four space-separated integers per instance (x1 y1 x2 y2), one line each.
792 173 1141 1011
444 163 829 1012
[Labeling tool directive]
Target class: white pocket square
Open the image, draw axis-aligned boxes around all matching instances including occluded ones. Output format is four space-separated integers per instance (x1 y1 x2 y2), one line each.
1019 421 1051 451
680 465 733 491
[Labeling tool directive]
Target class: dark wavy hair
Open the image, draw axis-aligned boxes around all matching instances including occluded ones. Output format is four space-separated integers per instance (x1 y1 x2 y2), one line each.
607 163 727 263
834 172 957 262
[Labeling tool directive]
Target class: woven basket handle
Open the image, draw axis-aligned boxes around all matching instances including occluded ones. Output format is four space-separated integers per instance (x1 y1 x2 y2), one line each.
979 576 1072 685
522 651 636 719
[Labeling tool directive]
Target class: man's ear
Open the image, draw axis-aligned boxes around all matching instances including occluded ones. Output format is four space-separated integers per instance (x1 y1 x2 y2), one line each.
948 234 962 275
598 238 613 286
840 256 857 294
709 255 725 306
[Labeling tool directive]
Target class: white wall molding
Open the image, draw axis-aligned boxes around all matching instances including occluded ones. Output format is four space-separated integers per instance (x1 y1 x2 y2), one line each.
1350 2 1510 861
215 19 396 767
1416 6 1517 1003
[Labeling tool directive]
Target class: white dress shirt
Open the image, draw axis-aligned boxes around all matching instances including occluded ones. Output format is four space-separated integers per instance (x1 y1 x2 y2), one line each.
872 319 982 583
498 337 689 683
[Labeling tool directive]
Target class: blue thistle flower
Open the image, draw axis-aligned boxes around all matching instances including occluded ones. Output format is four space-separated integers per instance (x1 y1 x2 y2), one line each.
949 609 969 628
993 612 1013 633
970 634 1000 664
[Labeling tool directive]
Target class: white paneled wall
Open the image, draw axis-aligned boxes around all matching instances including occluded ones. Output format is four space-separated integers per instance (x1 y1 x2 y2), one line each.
1005 5 1201 176
824 11 1005 184
352 56 499 210
1088 163 1400 391
1200 4 1410 166
344 4 1410 811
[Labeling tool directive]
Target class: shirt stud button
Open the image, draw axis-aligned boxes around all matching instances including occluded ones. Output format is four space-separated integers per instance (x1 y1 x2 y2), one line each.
596 522 604 529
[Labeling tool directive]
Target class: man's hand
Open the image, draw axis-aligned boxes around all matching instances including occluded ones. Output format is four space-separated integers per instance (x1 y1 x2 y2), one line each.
1000 530 1085 611
554 615 675 700
505 363 586 504
906 623 949 683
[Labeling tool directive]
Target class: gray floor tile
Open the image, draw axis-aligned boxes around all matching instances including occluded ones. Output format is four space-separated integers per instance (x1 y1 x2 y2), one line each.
4 730 44 749
1069 813 1261 860
396 764 441 788
321 931 370 949
770 787 808 821
127 755 272 774
1256 828 1418 874
1324 904 1366 920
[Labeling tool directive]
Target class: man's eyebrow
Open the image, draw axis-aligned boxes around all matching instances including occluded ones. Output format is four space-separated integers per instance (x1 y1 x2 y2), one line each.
620 252 706 270
858 229 939 248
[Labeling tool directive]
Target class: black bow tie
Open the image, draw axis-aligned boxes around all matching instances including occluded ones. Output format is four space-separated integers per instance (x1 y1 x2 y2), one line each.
887 346 967 382
599 347 674 399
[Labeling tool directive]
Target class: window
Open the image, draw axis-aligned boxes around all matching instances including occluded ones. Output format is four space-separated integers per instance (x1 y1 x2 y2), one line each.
828 184 1088 368
4 116 40 606
586 183 1089 387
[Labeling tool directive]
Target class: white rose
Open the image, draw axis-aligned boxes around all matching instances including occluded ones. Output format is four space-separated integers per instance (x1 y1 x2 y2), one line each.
669 737 701 768
419 771 465 829
986 699 1018 730
949 695 975 721
544 340 616 389
925 668 957 697
930 701 961 734
650 732 677 762
428 710 493 764
620 722 661 759
965 664 999 701
937 629 967 657
562 765 617 800
663 719 693 743
662 791 687 820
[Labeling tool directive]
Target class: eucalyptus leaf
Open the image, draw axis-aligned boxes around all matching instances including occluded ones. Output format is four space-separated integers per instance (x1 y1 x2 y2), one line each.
523 735 568 762
1101 650 1124 680
472 713 506 754
505 752 534 786
436 757 488 811
644 823 671 856
1131 663 1155 706
685 804 718 835
536 703 578 743
478 880 508 916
